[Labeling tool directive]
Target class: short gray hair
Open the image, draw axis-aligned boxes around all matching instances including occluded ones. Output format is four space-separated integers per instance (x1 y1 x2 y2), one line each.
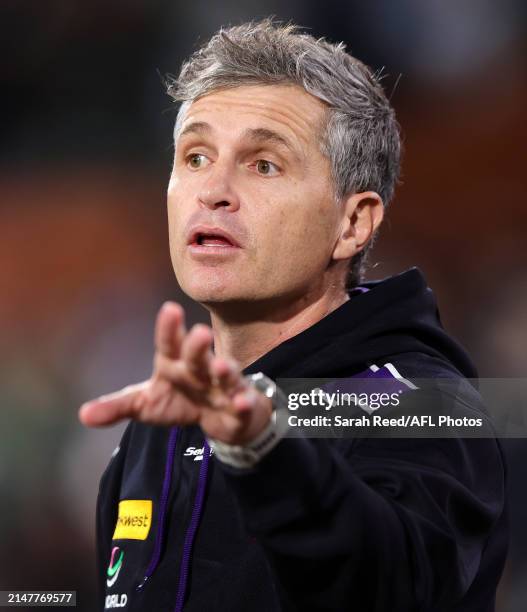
166 18 401 288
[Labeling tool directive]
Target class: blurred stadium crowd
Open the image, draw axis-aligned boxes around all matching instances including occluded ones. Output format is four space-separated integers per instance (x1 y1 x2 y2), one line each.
1 2 526 609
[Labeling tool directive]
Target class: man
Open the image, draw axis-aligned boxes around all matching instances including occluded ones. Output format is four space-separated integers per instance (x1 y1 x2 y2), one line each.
79 19 508 611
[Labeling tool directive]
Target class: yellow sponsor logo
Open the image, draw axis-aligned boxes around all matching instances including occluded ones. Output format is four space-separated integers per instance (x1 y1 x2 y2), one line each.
112 500 152 541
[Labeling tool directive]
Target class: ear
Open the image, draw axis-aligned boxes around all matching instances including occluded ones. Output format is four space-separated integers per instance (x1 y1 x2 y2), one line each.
332 191 384 262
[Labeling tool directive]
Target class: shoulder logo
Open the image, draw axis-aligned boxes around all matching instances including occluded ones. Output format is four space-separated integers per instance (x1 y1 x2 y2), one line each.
106 546 124 587
112 499 152 541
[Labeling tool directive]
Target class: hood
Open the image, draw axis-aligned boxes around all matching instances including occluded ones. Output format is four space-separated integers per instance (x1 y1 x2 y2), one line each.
244 267 478 380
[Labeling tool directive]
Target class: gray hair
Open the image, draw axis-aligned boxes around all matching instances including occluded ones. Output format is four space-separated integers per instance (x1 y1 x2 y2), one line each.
166 18 401 288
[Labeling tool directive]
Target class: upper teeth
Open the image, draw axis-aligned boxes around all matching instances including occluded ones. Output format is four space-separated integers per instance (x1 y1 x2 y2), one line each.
200 236 230 246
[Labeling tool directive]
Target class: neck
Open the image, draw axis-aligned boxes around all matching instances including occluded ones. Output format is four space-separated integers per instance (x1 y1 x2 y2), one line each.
208 284 350 370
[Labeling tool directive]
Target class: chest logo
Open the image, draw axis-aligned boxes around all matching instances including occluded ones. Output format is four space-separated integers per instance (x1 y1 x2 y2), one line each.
112 499 152 541
183 445 214 461
106 546 124 587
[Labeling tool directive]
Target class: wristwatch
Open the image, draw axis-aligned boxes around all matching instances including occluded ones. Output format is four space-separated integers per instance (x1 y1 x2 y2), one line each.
207 372 290 469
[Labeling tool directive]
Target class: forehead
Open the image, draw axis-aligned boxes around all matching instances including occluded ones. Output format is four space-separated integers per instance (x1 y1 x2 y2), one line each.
176 84 327 151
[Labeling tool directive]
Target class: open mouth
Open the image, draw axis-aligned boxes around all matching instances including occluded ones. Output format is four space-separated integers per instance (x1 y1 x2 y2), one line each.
187 226 241 254
194 233 235 247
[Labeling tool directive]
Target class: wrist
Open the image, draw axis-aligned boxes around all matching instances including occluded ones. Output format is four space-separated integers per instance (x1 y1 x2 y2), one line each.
207 373 289 469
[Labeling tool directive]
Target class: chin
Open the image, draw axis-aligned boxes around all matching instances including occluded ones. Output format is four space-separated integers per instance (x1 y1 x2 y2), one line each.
177 269 247 304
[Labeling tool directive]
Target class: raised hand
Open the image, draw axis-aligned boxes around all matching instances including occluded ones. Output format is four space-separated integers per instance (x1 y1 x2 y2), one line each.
78 302 272 445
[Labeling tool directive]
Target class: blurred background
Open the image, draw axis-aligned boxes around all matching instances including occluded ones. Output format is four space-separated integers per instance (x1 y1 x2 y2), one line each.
1 1 526 609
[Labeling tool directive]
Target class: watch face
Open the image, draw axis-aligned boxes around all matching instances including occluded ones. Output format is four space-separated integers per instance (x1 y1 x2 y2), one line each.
247 372 277 400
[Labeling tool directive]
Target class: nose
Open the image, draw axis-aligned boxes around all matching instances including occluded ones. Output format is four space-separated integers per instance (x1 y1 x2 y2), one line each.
197 162 240 212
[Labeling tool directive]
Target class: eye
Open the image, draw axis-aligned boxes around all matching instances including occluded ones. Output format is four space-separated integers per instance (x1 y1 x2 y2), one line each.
186 153 210 170
254 159 280 176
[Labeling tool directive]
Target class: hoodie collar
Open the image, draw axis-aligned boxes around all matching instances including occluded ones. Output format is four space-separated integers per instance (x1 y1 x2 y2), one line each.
243 267 477 379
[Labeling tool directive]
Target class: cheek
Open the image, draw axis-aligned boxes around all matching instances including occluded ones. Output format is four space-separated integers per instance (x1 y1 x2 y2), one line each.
286 192 337 248
255 196 336 273
167 184 189 249
166 203 179 252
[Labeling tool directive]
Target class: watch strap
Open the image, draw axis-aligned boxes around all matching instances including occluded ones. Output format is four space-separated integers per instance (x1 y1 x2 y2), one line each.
207 373 289 469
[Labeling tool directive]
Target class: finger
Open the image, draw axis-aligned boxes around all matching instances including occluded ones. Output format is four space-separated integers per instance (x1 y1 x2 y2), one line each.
78 382 148 427
154 302 186 359
180 324 214 385
139 377 202 426
154 354 204 401
210 356 244 396
231 386 260 416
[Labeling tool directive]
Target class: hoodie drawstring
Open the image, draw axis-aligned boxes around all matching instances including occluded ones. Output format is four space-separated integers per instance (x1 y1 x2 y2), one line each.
135 427 211 612
136 426 180 591
174 439 211 612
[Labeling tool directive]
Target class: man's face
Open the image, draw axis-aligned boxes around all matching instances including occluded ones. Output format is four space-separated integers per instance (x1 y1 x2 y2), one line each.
167 84 343 307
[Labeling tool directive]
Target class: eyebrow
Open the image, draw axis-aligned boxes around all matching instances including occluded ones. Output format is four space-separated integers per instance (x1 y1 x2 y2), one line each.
178 122 300 159
178 121 211 139
242 127 298 157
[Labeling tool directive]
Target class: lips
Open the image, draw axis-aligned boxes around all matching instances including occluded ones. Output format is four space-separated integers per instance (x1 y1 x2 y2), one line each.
187 226 241 248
